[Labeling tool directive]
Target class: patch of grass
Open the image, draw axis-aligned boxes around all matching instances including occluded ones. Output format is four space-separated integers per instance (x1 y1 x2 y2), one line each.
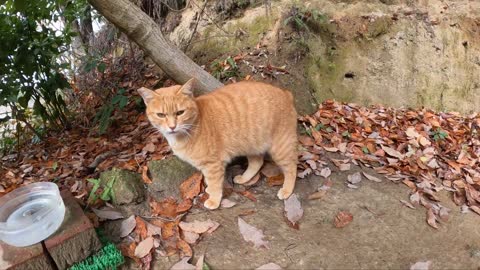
431 128 448 141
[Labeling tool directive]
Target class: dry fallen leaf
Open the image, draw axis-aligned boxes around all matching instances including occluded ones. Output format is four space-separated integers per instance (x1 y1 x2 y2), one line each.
410 261 431 270
381 145 405 159
180 172 202 200
267 174 284 186
426 208 438 229
195 255 205 270
141 166 153 184
150 197 178 218
261 162 282 177
362 172 382 182
299 135 315 146
170 257 195 270
238 217 269 249
220 198 237 208
320 167 331 178
119 215 137 238
179 219 220 234
134 236 154 258
284 194 303 227
135 217 148 240
334 211 353 228
470 205 480 216
182 231 200 244
347 172 362 184
400 200 415 209
92 207 124 220
256 263 282 270
146 220 162 237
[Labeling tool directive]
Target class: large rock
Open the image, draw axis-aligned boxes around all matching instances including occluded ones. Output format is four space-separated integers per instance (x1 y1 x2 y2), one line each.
148 157 197 201
100 168 145 205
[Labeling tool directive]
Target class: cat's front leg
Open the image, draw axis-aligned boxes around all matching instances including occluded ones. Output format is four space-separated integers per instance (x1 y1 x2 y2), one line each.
202 162 225 210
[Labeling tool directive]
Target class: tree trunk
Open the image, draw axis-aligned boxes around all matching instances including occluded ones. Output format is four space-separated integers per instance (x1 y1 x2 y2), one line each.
87 0 223 93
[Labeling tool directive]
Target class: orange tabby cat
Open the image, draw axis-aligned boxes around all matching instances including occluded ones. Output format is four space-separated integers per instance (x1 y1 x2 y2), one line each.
138 78 298 209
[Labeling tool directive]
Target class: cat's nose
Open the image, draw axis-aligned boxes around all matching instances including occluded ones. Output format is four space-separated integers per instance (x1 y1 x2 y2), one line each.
168 124 176 131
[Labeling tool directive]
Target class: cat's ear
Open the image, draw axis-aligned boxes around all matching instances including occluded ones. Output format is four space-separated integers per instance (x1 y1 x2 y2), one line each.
178 78 195 97
137 87 157 104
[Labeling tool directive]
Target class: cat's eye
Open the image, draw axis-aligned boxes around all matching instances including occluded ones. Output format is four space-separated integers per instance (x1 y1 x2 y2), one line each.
176 110 185 116
157 112 166 118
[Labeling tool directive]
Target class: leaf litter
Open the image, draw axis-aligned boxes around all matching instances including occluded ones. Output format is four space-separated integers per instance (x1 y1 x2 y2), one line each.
298 100 480 228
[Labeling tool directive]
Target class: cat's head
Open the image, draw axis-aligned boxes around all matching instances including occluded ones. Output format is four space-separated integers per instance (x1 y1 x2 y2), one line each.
138 78 199 138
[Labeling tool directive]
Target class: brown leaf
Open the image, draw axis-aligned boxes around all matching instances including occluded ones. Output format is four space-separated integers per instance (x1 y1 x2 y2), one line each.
402 179 417 190
176 199 193 213
238 217 269 249
119 215 137 238
238 209 256 216
267 174 284 186
135 217 148 240
299 135 315 146
134 236 154 258
470 205 480 216
410 261 431 270
308 190 327 200
170 257 195 270
179 219 220 234
142 166 153 184
92 207 124 220
320 167 331 178
182 231 200 244
150 197 178 218
347 172 362 184
238 190 257 202
220 198 237 208
177 239 193 257
400 200 415 209
426 208 438 229
256 263 282 270
261 162 282 177
284 194 303 227
179 172 202 200
334 211 353 228
381 145 404 159
362 172 382 183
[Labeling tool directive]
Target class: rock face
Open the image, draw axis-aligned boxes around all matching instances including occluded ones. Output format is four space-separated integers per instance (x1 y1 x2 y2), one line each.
172 0 480 113
305 0 480 113
100 168 145 205
148 157 197 200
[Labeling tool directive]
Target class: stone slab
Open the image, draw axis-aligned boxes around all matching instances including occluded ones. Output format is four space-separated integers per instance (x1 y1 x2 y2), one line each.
44 190 102 270
0 241 54 270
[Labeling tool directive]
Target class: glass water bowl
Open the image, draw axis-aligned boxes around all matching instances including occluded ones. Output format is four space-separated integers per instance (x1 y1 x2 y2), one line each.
0 182 65 247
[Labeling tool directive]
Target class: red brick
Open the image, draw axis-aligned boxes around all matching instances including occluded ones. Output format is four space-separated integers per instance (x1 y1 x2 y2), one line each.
0 240 54 270
44 190 102 270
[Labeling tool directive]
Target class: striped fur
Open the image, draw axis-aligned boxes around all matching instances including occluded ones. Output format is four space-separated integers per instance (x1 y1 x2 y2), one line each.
138 78 298 209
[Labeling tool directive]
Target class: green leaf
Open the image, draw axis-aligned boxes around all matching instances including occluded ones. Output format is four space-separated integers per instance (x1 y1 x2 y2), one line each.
52 161 58 171
97 62 106 73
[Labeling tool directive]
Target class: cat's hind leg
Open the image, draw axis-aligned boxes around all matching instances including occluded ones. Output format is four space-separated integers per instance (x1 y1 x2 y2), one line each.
269 137 297 200
234 155 264 184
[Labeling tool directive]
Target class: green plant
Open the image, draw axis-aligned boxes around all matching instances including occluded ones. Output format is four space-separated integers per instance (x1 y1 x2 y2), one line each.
93 89 129 134
87 176 116 204
284 6 327 33
210 56 240 81
431 128 448 141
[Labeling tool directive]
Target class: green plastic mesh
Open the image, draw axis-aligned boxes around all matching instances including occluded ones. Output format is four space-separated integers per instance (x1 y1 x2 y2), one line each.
69 229 124 270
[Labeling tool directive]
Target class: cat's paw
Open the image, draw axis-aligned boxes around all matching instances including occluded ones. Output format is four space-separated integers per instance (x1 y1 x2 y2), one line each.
233 175 249 184
277 188 292 200
204 198 221 210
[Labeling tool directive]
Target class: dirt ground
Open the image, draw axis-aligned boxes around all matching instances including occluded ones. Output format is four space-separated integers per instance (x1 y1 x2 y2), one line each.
149 160 480 269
